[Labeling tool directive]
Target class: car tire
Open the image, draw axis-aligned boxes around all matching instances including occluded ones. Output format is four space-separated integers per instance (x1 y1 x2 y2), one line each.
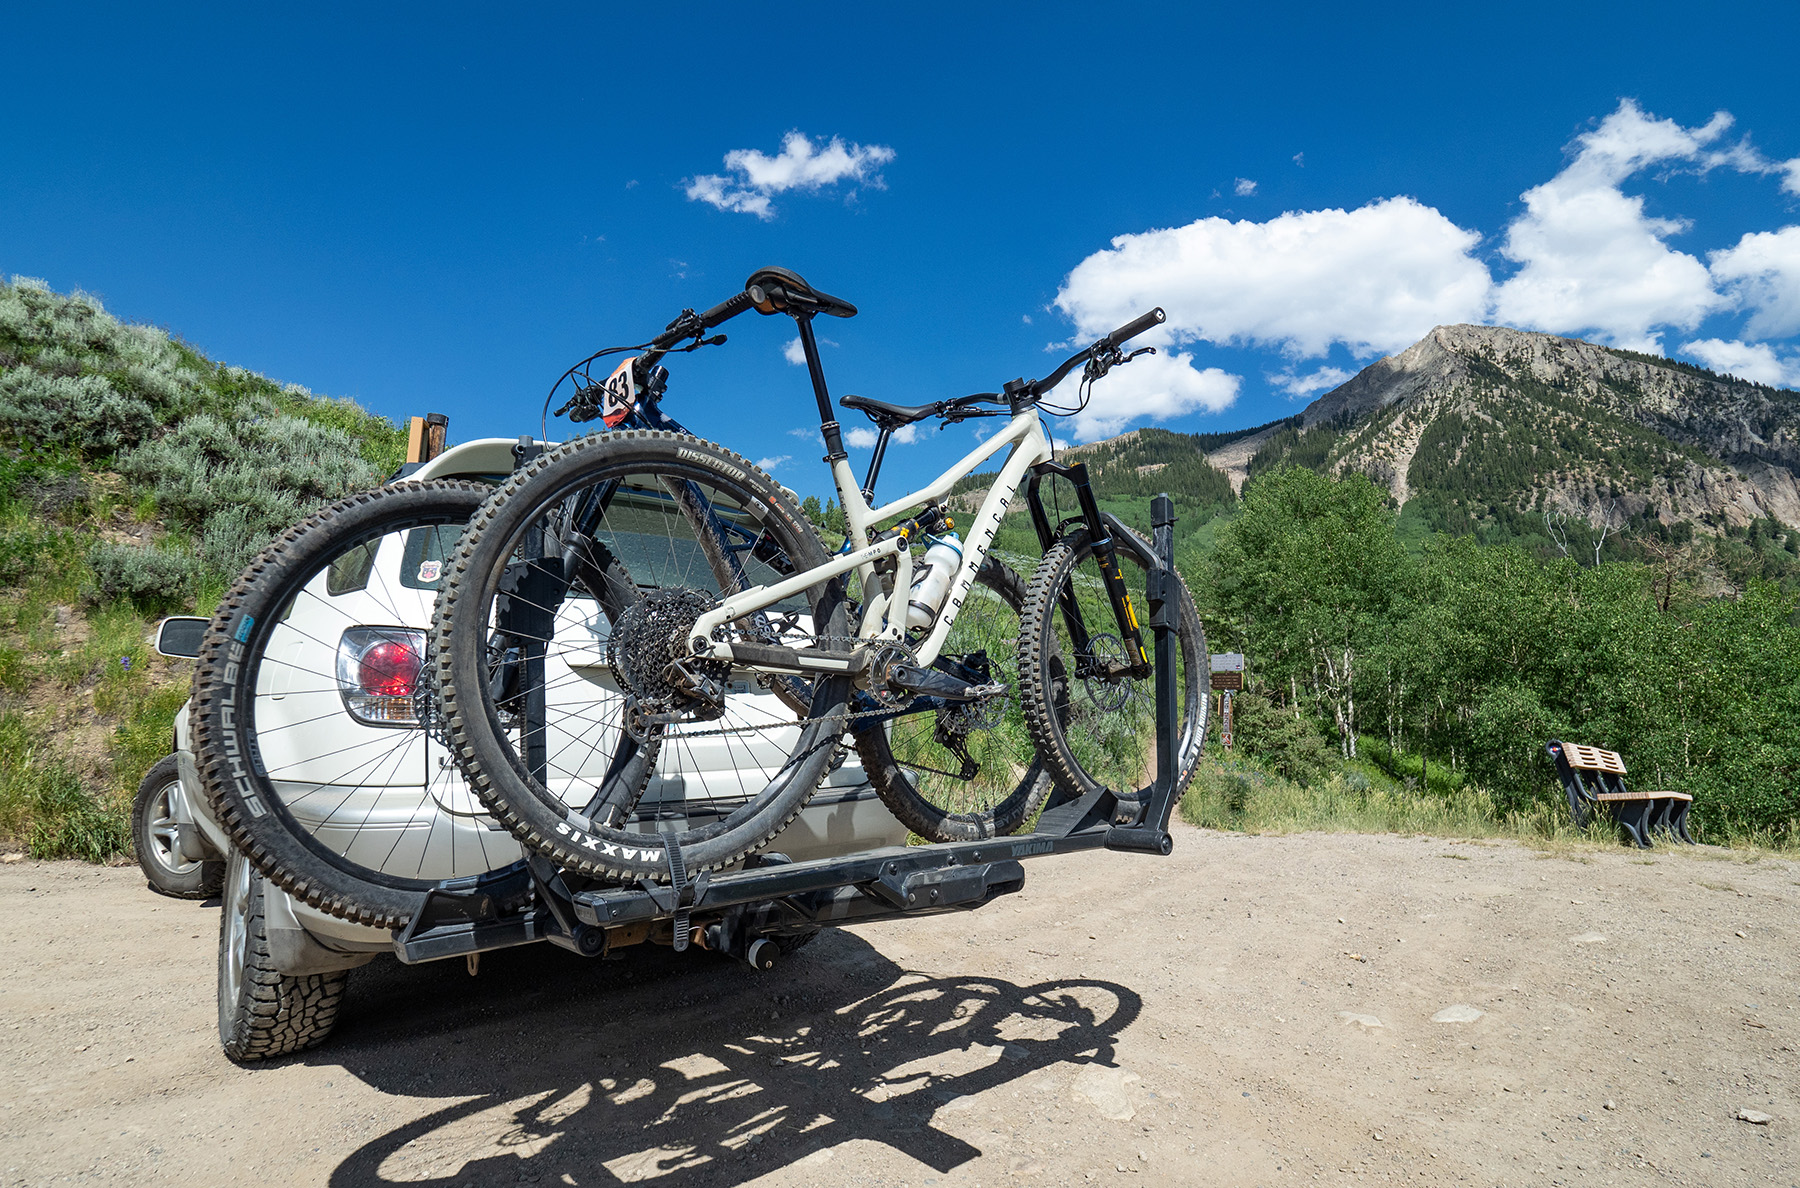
132 754 223 899
218 848 349 1062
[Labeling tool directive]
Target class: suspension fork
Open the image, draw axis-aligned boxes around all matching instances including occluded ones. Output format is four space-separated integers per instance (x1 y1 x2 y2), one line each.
1026 461 1152 679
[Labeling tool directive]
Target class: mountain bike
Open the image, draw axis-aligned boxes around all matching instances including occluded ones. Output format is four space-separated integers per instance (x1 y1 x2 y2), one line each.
430 266 1208 882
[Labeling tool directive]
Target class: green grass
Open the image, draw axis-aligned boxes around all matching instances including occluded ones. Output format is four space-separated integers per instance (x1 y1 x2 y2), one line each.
0 710 130 861
1180 746 1613 845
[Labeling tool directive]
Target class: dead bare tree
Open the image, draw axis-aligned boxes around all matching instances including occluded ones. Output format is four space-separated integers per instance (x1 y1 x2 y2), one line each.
1592 497 1623 566
1544 508 1572 559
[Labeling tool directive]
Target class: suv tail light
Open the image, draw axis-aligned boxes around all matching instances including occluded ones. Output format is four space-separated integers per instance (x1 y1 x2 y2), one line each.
337 627 426 725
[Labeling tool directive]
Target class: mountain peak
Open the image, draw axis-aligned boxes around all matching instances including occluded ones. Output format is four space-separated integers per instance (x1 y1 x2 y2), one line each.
1207 324 1800 533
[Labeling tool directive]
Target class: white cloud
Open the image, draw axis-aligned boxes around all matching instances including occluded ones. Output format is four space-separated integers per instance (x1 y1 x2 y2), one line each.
685 131 895 220
1056 196 1489 360
1049 99 1800 441
783 337 807 365
1681 338 1800 388
1710 226 1800 339
1490 101 1743 349
1234 178 1257 196
1021 314 1032 325
1269 365 1352 398
1043 349 1241 442
754 455 792 472
788 426 824 448
844 423 922 449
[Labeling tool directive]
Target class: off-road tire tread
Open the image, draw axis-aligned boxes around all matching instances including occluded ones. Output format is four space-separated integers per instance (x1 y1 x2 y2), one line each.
1017 521 1207 800
219 863 348 1061
431 430 848 883
192 481 498 931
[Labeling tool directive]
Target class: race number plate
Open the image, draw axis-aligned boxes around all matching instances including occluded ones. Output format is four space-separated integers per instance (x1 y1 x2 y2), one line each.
601 357 639 428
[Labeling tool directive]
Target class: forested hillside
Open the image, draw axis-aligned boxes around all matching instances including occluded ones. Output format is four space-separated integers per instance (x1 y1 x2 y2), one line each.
0 278 404 858
1238 324 1800 583
1186 327 1800 841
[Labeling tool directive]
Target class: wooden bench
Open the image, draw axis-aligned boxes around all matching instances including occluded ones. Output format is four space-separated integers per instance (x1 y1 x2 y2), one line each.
1545 741 1694 847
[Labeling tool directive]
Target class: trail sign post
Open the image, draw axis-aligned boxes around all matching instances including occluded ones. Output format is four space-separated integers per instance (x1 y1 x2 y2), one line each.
1210 653 1245 750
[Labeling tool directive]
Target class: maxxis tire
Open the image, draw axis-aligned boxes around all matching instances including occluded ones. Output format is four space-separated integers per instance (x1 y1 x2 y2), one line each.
851 557 1054 841
217 849 348 1062
1017 518 1208 800
191 481 496 931
432 430 851 883
132 754 224 899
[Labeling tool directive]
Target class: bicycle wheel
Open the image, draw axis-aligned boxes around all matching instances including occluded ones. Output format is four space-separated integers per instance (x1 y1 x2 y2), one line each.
432 430 852 882
852 556 1054 841
192 481 539 930
1016 516 1208 800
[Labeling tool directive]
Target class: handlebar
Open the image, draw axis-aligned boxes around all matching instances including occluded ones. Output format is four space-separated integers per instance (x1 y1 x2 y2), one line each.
1021 306 1165 401
638 289 758 370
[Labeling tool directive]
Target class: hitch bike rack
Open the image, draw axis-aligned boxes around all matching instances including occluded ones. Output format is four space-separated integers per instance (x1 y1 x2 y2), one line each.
394 493 1189 970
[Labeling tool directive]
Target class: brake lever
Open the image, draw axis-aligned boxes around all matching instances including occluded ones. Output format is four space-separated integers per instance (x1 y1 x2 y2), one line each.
1082 344 1157 385
555 383 604 423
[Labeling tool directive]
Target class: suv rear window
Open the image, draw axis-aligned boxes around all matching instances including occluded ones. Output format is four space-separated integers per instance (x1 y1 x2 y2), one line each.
399 524 464 590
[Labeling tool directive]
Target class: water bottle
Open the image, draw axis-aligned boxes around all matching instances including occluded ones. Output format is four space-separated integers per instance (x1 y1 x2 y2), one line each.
905 533 963 631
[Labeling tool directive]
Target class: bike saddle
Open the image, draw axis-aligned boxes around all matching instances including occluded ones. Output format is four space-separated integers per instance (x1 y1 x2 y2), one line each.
745 266 858 319
839 393 940 428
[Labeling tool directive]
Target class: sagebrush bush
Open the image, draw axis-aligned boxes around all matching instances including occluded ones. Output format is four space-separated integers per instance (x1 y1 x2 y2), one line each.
117 400 383 574
1 277 401 574
88 541 205 611
0 281 208 457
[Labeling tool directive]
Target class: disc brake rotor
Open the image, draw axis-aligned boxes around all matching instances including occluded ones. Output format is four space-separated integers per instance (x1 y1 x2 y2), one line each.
1080 633 1135 713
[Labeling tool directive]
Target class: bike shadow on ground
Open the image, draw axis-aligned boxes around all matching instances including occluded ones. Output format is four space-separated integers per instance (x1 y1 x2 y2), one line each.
314 927 1140 1186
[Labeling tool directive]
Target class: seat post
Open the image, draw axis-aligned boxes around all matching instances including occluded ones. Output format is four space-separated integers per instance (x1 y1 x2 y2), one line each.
794 314 846 461
861 427 893 502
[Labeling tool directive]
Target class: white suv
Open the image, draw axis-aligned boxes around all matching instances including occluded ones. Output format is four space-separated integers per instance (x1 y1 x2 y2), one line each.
147 438 908 1056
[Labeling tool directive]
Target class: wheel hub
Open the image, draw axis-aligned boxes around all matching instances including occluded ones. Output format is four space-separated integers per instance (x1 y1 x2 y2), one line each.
1080 633 1135 712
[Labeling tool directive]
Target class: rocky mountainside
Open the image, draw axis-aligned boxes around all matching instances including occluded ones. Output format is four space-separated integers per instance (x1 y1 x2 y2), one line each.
1214 324 1800 538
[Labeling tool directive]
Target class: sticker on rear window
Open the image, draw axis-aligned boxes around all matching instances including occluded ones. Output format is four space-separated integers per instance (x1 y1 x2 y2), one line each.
417 560 443 583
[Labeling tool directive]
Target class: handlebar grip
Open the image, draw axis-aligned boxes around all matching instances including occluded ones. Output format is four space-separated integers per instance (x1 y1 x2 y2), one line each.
1102 307 1166 348
698 289 755 329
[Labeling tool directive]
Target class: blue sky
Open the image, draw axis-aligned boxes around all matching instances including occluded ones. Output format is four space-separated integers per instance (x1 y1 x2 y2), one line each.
4 2 1798 500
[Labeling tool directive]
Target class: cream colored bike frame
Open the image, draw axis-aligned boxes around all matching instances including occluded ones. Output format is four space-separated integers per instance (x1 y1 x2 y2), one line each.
687 408 1053 669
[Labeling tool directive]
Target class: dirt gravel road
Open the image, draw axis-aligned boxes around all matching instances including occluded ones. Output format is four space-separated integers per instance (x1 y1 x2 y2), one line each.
3 826 1796 1187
